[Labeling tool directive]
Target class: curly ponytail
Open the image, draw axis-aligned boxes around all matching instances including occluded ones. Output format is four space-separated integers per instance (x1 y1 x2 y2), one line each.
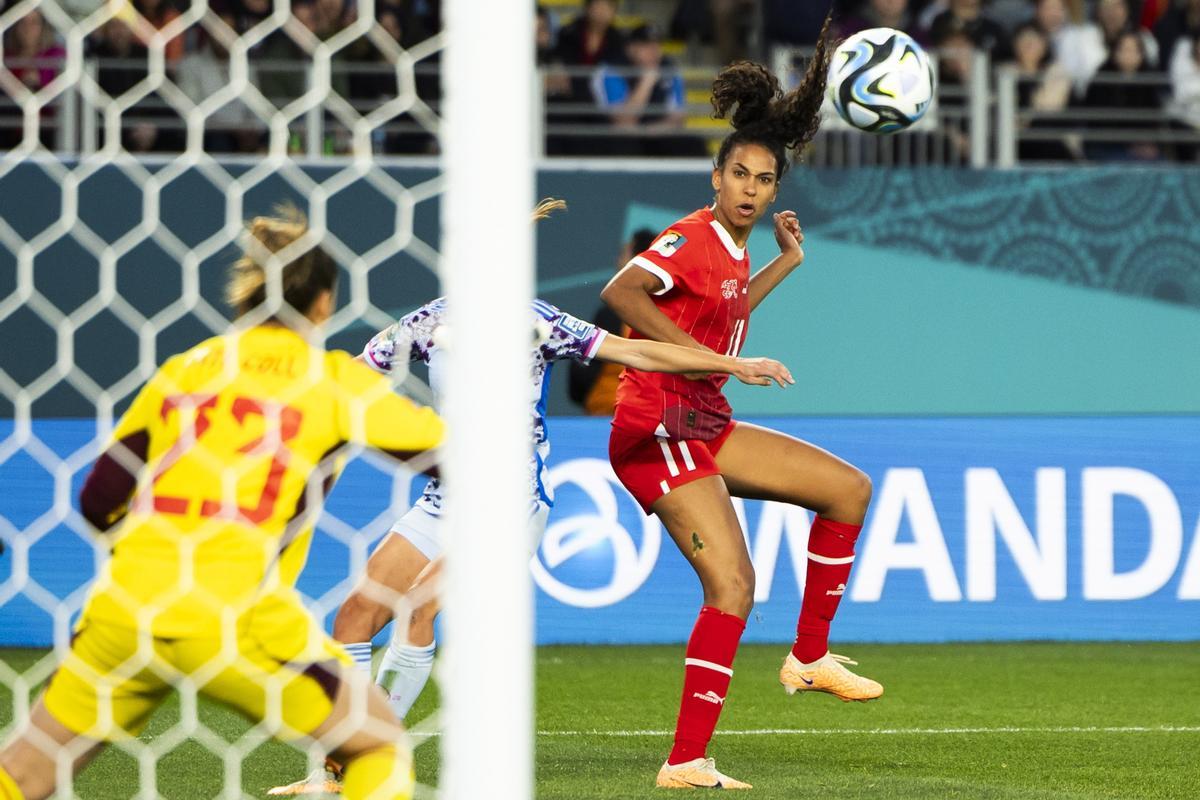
711 61 781 130
712 12 835 178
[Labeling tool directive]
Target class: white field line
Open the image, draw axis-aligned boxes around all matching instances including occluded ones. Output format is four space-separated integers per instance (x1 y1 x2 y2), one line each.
408 725 1200 741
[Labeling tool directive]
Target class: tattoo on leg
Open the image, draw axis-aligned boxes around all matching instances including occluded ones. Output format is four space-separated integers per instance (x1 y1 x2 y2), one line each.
691 532 705 556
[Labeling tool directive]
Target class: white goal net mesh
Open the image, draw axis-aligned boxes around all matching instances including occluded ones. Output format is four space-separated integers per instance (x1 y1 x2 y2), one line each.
0 0 512 796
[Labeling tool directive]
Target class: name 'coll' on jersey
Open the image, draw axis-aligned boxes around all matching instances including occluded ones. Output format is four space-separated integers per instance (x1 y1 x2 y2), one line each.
362 297 607 515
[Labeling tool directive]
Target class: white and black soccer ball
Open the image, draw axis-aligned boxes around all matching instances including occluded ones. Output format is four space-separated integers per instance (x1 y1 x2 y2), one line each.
827 27 935 134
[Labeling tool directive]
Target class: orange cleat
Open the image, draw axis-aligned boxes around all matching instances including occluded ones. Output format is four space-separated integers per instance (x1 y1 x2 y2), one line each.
780 651 883 702
656 757 752 790
266 761 343 796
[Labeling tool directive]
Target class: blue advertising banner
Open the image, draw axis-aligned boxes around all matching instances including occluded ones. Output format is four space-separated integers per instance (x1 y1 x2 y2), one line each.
2 417 1198 646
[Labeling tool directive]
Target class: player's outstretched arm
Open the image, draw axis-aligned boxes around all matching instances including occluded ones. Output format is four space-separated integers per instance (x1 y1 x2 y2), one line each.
595 334 793 387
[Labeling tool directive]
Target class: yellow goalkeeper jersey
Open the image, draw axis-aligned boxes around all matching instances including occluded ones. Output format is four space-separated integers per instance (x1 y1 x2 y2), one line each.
81 324 444 637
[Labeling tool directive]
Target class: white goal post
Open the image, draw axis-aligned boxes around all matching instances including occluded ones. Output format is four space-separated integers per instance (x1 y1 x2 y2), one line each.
440 1 535 799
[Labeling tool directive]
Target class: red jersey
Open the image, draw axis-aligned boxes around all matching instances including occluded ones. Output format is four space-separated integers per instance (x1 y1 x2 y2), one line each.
613 207 750 440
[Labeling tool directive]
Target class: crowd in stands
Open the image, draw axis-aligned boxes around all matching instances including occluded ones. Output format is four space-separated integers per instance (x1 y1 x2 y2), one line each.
1 0 440 153
2 0 1199 160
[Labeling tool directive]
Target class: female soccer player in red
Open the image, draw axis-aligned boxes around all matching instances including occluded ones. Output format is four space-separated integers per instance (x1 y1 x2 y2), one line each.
601 23 881 791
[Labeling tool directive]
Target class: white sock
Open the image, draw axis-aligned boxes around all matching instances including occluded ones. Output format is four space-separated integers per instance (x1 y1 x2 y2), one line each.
375 640 436 721
344 641 373 675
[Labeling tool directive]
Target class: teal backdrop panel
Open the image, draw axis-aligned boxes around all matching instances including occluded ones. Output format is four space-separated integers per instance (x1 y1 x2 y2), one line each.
535 167 1200 416
615 203 1200 415
2 164 1198 416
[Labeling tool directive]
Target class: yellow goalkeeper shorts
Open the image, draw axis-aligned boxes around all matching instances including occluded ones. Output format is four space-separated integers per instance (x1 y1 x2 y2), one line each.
42 605 351 742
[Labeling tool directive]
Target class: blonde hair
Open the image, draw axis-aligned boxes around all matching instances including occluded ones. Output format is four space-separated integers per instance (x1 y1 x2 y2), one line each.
226 205 336 319
531 197 567 222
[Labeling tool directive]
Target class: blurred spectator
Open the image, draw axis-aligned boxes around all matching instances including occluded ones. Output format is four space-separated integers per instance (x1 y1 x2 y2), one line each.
1098 0 1160 66
1142 0 1173 29
364 4 440 154
129 0 184 65
1057 0 1160 92
255 0 317 106
930 0 1010 58
224 0 272 36
1030 0 1104 91
916 0 949 30
680 0 864 60
935 30 977 160
1 9 66 148
315 0 352 36
551 0 627 155
92 17 181 152
1154 0 1200 66
596 24 705 157
177 16 261 153
538 5 571 96
537 5 558 64
554 0 626 67
568 228 657 416
538 6 574 155
1011 21 1075 159
987 0 1037 33
1169 33 1200 130
347 4 431 101
3 10 65 92
670 0 756 64
1077 28 1167 160
760 0 841 51
839 0 926 43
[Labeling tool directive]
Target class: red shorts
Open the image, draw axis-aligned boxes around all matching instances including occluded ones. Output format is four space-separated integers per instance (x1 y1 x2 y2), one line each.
609 421 737 513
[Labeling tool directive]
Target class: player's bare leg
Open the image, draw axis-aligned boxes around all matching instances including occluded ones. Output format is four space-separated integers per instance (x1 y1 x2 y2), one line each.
716 423 882 702
308 665 415 800
334 533 433 651
271 535 433 796
716 422 871 524
654 476 755 618
650 476 752 789
0 696 104 800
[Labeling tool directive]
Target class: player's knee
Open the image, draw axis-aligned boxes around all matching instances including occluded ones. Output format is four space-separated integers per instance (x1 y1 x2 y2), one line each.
333 591 386 641
405 601 437 644
706 563 755 617
847 467 873 514
1 747 54 800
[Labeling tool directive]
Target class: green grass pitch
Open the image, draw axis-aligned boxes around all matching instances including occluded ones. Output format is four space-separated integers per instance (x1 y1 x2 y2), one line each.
2 642 1198 799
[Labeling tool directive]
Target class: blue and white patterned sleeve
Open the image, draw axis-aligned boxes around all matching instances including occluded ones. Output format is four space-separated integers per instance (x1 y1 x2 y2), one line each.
533 298 608 364
362 297 446 374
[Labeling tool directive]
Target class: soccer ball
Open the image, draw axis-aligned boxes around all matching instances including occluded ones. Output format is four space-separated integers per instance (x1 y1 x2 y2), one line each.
827 28 935 134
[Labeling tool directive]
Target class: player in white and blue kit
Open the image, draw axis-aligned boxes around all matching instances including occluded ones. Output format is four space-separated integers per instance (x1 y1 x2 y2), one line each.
358 296 601 569
340 296 788 709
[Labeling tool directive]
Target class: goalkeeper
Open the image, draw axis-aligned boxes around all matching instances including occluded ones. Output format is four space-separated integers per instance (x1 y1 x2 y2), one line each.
0 210 442 800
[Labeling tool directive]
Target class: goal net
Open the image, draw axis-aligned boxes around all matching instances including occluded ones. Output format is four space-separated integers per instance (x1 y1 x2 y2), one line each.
0 0 533 797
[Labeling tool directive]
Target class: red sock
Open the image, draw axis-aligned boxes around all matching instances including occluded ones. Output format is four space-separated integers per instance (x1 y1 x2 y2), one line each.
667 606 745 765
792 516 861 664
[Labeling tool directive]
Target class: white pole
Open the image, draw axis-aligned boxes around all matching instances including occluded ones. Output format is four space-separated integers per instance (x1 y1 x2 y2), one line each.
969 50 990 168
441 1 534 799
995 64 1018 170
82 60 98 155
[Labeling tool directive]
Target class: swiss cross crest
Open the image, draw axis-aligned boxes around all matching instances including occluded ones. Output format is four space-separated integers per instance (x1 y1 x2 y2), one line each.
721 279 738 299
